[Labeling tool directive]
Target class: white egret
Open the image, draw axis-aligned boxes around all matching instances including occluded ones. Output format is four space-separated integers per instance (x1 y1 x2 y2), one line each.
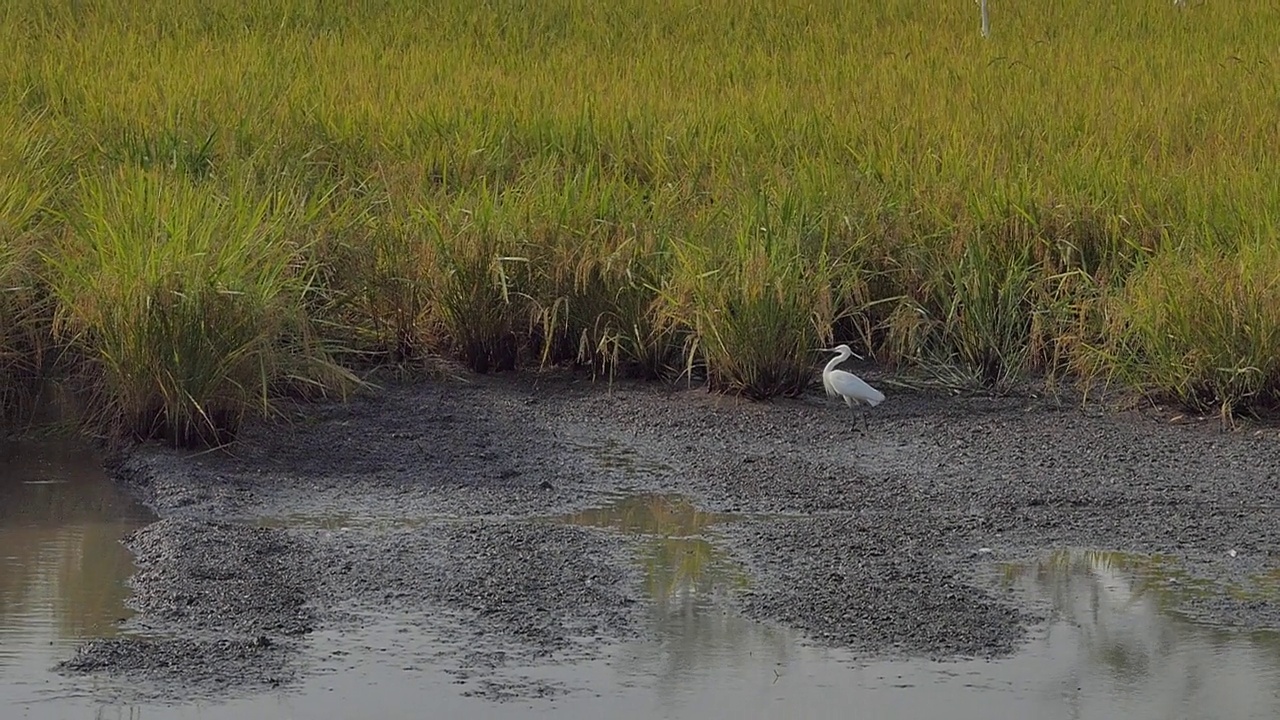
821 344 885 412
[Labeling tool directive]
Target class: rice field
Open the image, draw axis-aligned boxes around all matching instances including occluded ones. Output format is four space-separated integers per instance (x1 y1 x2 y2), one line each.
1 0 1278 445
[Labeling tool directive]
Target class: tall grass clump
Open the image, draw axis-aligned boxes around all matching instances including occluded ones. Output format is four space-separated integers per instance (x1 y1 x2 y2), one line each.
1100 239 1280 417
515 168 682 380
881 227 1046 388
0 119 57 424
417 196 533 374
663 195 837 398
46 167 356 446
0 234 46 423
880 203 1149 389
320 198 439 366
565 237 680 381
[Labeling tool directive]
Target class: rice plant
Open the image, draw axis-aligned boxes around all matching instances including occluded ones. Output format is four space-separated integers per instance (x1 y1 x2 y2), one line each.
45 167 357 446
420 194 531 374
0 0 1277 420
0 118 57 426
1100 239 1280 417
663 194 838 398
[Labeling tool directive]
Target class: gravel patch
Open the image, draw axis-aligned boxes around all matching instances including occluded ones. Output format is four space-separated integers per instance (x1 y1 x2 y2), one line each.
73 371 1280 702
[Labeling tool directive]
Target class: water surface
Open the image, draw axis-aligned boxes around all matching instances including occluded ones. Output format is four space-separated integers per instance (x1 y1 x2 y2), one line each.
0 439 155 711
7 478 1280 719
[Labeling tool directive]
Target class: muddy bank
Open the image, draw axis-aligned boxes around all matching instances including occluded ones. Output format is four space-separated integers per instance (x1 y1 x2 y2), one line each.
58 520 314 699
63 510 647 701
67 371 1280 701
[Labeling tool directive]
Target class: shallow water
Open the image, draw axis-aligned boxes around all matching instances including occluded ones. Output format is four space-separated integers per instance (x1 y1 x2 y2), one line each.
0 439 155 712
6 465 1280 719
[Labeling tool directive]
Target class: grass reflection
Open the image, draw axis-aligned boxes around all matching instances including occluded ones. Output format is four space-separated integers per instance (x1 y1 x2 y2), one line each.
0 440 153 669
999 548 1280 702
559 493 790 698
560 493 749 612
1000 549 1219 615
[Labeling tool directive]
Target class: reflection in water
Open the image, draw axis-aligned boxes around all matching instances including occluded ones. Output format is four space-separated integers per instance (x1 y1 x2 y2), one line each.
559 494 794 705
1000 548 1280 716
16 467 1280 720
1 379 84 436
0 439 154 696
559 499 1280 720
92 708 144 720
559 493 748 611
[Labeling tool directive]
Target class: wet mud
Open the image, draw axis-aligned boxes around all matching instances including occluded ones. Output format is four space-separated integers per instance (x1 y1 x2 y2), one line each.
60 371 1280 702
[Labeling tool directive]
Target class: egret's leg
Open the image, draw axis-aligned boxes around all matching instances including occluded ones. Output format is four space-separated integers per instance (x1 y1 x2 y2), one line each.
850 400 867 434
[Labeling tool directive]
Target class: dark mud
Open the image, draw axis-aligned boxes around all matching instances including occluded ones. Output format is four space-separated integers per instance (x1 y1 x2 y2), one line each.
727 515 1027 660
64 371 1280 701
58 520 313 700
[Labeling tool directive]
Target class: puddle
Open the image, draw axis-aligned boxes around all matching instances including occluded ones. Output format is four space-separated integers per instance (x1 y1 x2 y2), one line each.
0 438 156 705
548 498 1280 718
558 493 752 638
65 535 1280 719
992 548 1280 715
998 548 1224 618
12 482 1280 719
557 492 743 537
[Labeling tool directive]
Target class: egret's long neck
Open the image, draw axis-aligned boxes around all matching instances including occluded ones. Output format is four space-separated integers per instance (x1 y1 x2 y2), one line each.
823 349 850 374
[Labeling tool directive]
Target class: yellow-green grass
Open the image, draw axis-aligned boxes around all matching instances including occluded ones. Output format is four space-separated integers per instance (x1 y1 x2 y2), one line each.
1 0 1278 443
0 117 58 424
45 167 359 446
1099 239 1280 416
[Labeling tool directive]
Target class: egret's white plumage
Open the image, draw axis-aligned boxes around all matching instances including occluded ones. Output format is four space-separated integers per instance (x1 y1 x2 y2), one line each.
821 344 885 408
